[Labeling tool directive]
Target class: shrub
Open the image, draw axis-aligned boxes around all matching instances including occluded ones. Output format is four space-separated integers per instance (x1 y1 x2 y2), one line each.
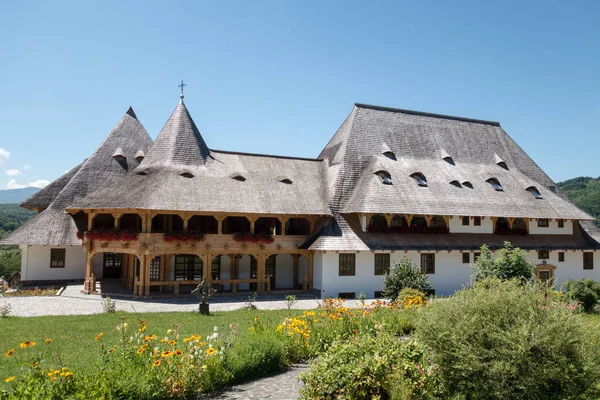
101 296 116 313
299 334 438 400
382 257 432 300
417 278 600 399
224 333 287 382
564 279 600 312
473 242 535 281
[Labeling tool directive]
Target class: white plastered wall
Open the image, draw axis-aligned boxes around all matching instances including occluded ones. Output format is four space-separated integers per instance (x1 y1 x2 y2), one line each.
449 216 494 233
528 219 573 235
315 249 600 298
20 245 87 281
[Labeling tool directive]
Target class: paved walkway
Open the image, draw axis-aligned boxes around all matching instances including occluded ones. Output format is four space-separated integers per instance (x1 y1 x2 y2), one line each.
0 283 371 317
199 364 308 400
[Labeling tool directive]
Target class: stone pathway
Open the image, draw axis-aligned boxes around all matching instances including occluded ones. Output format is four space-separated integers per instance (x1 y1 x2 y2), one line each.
199 364 308 400
0 283 373 317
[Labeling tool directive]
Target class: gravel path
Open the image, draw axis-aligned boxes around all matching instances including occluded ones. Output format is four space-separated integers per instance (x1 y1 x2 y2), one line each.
199 364 308 400
0 284 371 317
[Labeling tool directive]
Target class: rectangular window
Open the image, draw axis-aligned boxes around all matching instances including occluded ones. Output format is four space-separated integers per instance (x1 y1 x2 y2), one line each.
150 257 160 281
338 292 355 299
211 256 221 280
558 219 565 228
421 253 435 274
374 253 390 275
538 250 550 260
584 252 594 270
175 255 203 281
538 270 551 283
339 254 356 276
103 252 123 269
462 216 469 226
538 219 549 227
558 252 565 262
50 248 66 268
462 252 470 264
474 216 482 226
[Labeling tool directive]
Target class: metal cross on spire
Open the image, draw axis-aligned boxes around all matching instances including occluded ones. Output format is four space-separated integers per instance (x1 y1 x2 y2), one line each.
178 80 187 103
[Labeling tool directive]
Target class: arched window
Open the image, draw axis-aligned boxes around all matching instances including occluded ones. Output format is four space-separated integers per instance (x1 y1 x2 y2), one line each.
375 170 392 185
410 172 427 187
526 186 543 199
486 178 503 191
462 181 473 188
449 180 462 188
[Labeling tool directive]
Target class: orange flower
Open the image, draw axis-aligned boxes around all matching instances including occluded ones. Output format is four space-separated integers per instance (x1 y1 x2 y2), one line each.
138 319 147 327
138 325 147 333
174 349 183 356
206 347 216 356
19 341 36 349
5 376 15 383
161 351 172 357
94 333 103 342
4 349 14 357
152 359 161 367
168 340 177 346
45 339 53 344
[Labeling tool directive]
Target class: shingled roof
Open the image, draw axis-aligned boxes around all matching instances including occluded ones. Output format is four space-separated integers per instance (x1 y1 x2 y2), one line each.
1 108 153 245
319 103 593 220
19 162 83 211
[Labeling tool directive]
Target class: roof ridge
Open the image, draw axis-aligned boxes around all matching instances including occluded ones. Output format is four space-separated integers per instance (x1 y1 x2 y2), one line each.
354 103 501 126
210 149 322 162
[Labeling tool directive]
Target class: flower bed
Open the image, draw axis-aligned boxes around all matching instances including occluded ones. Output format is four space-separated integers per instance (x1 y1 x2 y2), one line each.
163 231 206 242
232 232 275 244
84 229 138 242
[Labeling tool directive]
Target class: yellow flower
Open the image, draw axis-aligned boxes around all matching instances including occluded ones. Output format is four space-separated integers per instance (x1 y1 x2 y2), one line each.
174 349 183 356
4 349 14 357
94 333 103 341
5 376 15 383
62 372 73 378
51 377 57 381
253 316 260 321
138 319 147 326
61 367 68 372
136 347 145 354
152 359 161 367
45 339 53 344
161 351 172 357
168 340 177 346
19 341 36 349
201 365 207 371
248 327 254 331
138 325 147 333
206 347 216 356
197 341 205 347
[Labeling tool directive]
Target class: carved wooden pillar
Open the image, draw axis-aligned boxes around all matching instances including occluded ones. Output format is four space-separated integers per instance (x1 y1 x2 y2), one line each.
248 216 258 234
291 254 300 289
84 251 94 292
384 214 393 229
113 213 123 229
424 215 433 228
307 252 314 292
201 254 210 283
256 253 265 293
278 217 288 236
182 213 191 231
87 211 96 231
228 254 237 293
215 215 226 235
507 217 515 230
405 214 414 226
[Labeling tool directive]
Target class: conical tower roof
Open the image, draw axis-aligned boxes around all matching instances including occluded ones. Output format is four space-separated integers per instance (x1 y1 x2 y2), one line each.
141 102 210 169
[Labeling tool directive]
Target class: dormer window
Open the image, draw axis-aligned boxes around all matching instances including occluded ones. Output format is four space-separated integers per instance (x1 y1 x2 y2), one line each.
112 148 125 161
135 150 145 163
381 143 396 160
180 172 194 178
375 170 392 185
440 149 455 165
280 178 293 184
486 178 503 191
449 180 462 188
232 175 246 182
462 181 473 189
137 171 148 176
494 153 509 170
526 186 543 199
410 172 427 187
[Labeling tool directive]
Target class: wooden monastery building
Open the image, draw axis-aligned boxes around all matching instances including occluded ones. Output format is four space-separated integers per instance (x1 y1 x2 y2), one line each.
3 92 600 298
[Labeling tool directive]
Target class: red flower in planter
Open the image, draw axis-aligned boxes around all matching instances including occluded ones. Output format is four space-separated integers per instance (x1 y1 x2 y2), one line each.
85 229 138 242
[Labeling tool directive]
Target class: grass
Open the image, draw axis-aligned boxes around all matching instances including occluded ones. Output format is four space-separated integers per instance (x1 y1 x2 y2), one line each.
0 309 298 380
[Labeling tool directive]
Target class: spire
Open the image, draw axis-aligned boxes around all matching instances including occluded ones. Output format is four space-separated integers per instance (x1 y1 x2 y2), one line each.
178 80 186 104
140 101 210 169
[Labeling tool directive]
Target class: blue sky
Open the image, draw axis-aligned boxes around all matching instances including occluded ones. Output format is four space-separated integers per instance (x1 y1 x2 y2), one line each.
0 0 598 190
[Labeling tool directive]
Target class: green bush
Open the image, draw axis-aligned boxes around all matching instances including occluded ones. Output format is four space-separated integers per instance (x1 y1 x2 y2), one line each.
417 278 600 399
473 242 535 281
225 332 287 382
564 279 600 313
382 257 432 300
299 334 438 400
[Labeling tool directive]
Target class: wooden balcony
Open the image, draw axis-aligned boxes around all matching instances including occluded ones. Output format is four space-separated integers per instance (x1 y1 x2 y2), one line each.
89 233 310 256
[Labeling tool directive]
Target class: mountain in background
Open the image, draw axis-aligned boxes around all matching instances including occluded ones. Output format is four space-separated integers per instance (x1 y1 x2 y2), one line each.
557 176 600 227
0 187 40 204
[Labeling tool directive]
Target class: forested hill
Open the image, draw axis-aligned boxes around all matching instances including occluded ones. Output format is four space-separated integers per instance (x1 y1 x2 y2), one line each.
557 176 600 227
0 204 37 278
0 187 39 204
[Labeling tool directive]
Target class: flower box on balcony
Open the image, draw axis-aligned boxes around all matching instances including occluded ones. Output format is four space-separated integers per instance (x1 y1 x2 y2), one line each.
163 231 206 243
233 232 275 244
84 229 138 242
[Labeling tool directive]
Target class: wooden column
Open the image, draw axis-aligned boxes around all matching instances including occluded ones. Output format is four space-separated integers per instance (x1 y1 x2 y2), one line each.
201 254 210 283
307 253 314 292
215 215 226 235
256 253 265 293
113 213 123 229
87 211 96 231
228 254 237 293
291 254 300 289
424 215 433 228
278 217 288 236
144 255 151 296
182 213 191 231
248 216 258 234
84 251 94 292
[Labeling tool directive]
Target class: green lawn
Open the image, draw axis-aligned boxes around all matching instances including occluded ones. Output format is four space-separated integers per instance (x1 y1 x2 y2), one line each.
0 309 297 380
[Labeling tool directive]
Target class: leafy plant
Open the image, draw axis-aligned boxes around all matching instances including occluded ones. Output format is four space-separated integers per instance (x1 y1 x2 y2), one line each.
382 257 432 300
101 296 116 313
417 278 600 399
564 279 600 312
0 302 11 318
473 242 535 281
284 294 297 312
244 292 258 310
